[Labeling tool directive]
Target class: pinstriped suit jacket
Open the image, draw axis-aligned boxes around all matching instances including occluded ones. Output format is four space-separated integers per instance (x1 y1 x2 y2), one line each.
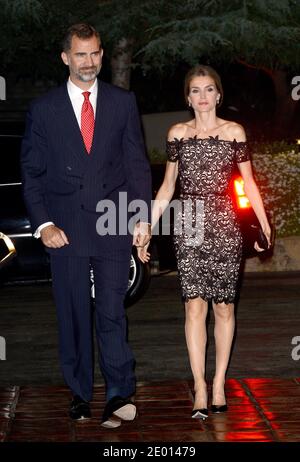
21 79 152 256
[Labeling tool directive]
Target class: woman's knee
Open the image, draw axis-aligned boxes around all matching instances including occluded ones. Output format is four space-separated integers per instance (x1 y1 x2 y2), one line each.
213 302 235 321
185 298 208 320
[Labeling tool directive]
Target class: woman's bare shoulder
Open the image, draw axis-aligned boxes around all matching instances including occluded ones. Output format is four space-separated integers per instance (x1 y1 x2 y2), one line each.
223 121 246 142
167 121 193 141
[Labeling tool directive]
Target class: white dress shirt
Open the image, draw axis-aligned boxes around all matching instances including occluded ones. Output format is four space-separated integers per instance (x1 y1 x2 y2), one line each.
34 78 98 238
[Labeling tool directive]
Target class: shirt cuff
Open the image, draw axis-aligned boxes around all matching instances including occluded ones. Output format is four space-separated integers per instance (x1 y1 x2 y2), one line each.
34 222 54 239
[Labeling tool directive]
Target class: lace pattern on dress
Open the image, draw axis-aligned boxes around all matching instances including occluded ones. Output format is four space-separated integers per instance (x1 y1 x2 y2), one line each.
234 140 251 163
165 135 247 304
166 139 179 162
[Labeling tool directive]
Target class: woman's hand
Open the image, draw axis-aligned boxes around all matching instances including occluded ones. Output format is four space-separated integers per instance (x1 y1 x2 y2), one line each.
137 241 151 263
254 222 272 252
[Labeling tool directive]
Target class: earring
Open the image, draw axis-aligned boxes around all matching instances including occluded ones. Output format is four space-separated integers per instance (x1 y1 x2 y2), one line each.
188 101 192 107
216 97 220 104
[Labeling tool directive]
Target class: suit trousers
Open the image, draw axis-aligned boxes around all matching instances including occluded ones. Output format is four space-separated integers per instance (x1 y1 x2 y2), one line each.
50 248 135 402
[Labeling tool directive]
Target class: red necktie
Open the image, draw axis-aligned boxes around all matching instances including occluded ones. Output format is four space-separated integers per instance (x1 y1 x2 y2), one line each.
81 91 95 154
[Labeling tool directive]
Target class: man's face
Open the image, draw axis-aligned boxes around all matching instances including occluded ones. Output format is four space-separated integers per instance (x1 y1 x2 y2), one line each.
61 35 103 85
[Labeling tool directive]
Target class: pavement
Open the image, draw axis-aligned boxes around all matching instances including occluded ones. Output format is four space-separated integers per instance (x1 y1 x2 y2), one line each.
0 271 299 385
0 271 300 443
1 378 300 442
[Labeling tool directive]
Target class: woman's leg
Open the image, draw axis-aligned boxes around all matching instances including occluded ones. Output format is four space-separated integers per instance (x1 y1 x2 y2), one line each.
185 297 209 409
212 301 235 405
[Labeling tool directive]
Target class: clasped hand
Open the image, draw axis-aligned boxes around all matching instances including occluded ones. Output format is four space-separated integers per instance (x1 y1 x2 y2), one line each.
137 241 151 263
133 222 151 248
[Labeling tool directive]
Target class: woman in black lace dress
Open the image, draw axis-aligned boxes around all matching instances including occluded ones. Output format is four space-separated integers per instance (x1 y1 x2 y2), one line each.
138 65 271 419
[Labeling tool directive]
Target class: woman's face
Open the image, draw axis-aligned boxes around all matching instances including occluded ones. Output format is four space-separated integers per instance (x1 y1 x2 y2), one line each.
188 75 220 112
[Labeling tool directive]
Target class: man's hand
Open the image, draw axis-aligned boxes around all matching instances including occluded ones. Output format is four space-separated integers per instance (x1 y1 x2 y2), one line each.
133 222 151 248
40 225 69 248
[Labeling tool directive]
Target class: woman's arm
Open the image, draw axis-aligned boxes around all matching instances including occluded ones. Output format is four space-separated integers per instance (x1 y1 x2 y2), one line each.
151 160 179 226
228 123 272 251
138 159 178 262
138 125 182 262
238 161 271 247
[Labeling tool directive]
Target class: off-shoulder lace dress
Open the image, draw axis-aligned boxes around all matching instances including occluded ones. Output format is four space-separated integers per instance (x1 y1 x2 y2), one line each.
166 135 251 304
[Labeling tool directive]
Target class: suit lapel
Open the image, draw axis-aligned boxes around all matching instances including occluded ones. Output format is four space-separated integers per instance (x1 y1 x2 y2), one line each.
88 81 116 169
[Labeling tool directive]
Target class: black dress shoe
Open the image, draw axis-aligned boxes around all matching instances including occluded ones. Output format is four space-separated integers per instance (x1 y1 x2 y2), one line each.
101 396 136 428
69 395 91 421
211 404 228 413
191 408 208 420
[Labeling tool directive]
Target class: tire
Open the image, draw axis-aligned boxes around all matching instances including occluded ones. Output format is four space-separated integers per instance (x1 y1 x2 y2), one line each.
124 247 151 307
90 247 151 308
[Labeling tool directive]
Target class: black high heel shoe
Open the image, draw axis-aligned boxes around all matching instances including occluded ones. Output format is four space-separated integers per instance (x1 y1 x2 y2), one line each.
211 403 228 414
192 387 208 420
191 408 209 419
211 381 228 413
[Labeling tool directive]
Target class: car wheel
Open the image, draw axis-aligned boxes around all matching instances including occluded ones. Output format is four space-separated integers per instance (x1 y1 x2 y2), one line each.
90 247 151 307
125 247 151 307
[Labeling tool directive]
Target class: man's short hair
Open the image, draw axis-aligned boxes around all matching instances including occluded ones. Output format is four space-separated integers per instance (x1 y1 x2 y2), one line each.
62 23 101 52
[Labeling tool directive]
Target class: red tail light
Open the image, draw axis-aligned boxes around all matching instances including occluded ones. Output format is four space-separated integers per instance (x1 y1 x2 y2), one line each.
234 177 251 209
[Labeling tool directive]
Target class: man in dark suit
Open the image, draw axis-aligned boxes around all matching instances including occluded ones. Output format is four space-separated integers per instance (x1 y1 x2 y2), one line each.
21 24 152 428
